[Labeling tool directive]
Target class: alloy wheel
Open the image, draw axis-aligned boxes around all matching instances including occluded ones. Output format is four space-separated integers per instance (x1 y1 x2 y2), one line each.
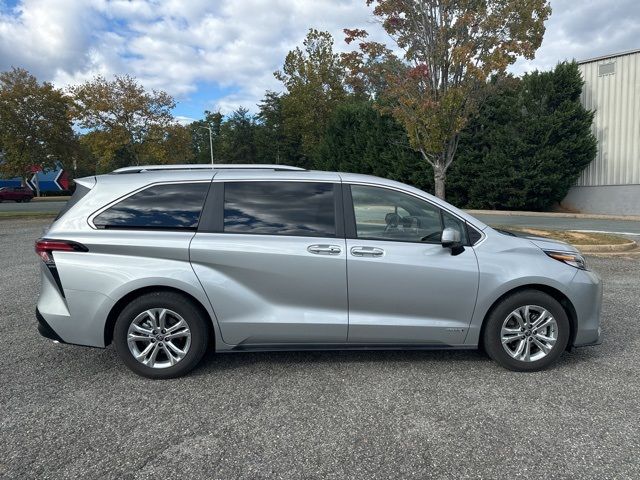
127 308 192 369
500 305 558 362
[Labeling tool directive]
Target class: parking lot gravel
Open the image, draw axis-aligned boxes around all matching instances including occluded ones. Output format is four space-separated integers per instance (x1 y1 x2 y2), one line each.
1 218 639 479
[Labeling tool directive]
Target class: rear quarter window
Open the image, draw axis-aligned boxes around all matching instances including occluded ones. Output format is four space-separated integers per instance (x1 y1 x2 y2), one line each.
93 182 209 230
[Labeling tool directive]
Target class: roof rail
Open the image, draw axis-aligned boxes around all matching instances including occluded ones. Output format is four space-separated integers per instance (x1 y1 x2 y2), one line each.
112 164 306 174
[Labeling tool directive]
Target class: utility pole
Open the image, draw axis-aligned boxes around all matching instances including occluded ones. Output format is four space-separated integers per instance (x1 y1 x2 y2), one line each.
199 126 214 165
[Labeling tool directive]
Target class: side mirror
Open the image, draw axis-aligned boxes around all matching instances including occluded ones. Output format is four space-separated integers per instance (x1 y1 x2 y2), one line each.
441 227 464 255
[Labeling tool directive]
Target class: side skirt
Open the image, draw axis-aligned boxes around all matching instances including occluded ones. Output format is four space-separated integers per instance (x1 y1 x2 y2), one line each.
221 343 477 353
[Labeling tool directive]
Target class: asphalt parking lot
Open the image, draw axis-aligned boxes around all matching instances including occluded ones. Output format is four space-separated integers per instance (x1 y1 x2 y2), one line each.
2 218 639 479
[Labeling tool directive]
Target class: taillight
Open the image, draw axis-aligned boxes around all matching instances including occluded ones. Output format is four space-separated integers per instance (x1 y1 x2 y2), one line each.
35 239 88 265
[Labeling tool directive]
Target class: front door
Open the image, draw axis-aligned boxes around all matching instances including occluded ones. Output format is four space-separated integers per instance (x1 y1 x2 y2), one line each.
344 184 479 346
190 180 348 346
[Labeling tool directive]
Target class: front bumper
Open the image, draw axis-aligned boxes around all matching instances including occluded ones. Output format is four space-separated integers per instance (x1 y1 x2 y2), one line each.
569 268 603 347
575 326 603 347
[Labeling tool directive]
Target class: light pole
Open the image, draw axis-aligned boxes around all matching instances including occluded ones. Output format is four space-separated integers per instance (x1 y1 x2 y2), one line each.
199 126 214 165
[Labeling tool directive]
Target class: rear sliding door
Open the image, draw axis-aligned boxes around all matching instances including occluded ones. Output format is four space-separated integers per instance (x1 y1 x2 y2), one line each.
190 179 348 346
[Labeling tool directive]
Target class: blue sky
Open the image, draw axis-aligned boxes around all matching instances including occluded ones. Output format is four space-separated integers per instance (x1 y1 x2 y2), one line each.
2 0 640 123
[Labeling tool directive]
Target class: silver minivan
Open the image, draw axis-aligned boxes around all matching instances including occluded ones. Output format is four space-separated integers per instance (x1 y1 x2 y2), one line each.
35 165 602 378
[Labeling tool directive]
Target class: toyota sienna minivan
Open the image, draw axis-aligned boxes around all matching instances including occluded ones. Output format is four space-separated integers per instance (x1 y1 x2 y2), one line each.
35 164 602 378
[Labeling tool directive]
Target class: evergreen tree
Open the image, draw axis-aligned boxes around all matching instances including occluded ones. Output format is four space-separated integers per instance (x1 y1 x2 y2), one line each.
218 107 258 164
255 91 303 165
448 62 597 210
318 101 432 190
189 110 223 164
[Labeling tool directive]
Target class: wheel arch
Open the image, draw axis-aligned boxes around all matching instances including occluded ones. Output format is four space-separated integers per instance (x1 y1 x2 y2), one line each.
477 284 577 352
104 285 216 348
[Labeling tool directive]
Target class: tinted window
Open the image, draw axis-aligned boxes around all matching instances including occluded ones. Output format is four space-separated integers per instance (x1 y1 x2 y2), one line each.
351 185 468 244
224 182 336 237
467 224 483 244
351 185 443 243
94 183 209 229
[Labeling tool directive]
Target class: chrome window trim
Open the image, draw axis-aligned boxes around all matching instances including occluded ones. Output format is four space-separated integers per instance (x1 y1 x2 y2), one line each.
87 180 211 230
345 180 487 246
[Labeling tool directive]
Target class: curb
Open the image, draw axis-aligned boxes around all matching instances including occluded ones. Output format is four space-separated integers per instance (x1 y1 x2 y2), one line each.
466 209 640 222
33 197 71 202
575 240 638 253
584 250 640 258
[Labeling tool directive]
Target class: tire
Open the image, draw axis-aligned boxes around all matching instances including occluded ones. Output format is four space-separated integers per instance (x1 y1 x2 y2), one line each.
483 290 570 372
113 291 210 379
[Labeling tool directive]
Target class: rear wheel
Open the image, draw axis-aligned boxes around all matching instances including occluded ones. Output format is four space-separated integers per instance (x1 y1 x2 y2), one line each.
113 291 210 379
483 290 569 372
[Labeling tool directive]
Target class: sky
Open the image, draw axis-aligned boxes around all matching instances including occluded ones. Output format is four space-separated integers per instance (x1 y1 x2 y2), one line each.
1 0 639 123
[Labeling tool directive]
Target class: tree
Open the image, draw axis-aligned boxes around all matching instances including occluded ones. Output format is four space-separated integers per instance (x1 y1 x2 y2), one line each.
318 101 432 189
275 29 348 167
189 110 224 164
69 75 176 171
218 107 258 164
142 123 194 165
447 62 597 210
255 91 304 165
0 68 77 184
345 0 551 199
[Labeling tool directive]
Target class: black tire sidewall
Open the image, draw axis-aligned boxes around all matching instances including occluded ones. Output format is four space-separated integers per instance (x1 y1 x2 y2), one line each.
483 290 570 372
113 291 209 379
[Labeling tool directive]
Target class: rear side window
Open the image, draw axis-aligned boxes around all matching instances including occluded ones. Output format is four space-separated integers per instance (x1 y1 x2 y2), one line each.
223 182 336 237
93 183 209 230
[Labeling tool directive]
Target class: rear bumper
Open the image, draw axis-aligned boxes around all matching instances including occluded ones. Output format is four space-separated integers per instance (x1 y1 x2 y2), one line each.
36 308 64 342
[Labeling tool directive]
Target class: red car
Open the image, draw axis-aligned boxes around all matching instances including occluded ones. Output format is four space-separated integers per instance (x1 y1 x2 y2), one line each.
0 186 34 202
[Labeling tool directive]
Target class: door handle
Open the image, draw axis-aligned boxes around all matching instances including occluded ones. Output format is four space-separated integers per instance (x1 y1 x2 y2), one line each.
350 246 384 257
307 244 342 255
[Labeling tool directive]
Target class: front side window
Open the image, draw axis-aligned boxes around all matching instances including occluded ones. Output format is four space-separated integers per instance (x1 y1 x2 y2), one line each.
93 182 209 229
224 182 336 237
350 185 468 244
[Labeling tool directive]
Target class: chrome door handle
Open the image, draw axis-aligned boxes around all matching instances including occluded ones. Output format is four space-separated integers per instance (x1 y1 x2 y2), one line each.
307 244 342 255
350 246 384 257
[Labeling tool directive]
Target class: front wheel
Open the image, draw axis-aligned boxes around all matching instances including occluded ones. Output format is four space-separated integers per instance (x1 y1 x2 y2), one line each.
483 290 570 372
113 291 210 379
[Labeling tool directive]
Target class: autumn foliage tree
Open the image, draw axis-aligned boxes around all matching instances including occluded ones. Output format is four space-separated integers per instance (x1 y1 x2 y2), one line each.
344 0 551 199
275 29 348 166
69 75 190 171
0 67 77 183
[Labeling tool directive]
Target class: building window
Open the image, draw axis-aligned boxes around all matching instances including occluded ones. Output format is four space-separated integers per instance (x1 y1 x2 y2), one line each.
598 62 615 76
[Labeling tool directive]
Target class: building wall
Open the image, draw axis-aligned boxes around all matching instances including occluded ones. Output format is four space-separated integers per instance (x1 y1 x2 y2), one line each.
562 50 640 215
577 50 640 186
563 185 640 216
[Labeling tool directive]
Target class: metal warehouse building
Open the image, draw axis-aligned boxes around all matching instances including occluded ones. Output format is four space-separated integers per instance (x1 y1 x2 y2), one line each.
562 48 640 216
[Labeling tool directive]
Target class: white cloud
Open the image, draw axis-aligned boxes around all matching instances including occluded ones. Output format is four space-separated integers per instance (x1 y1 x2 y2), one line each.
2 0 640 114
511 0 640 74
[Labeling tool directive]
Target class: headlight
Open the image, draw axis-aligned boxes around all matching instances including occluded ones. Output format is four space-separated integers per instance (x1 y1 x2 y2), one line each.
544 250 587 270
